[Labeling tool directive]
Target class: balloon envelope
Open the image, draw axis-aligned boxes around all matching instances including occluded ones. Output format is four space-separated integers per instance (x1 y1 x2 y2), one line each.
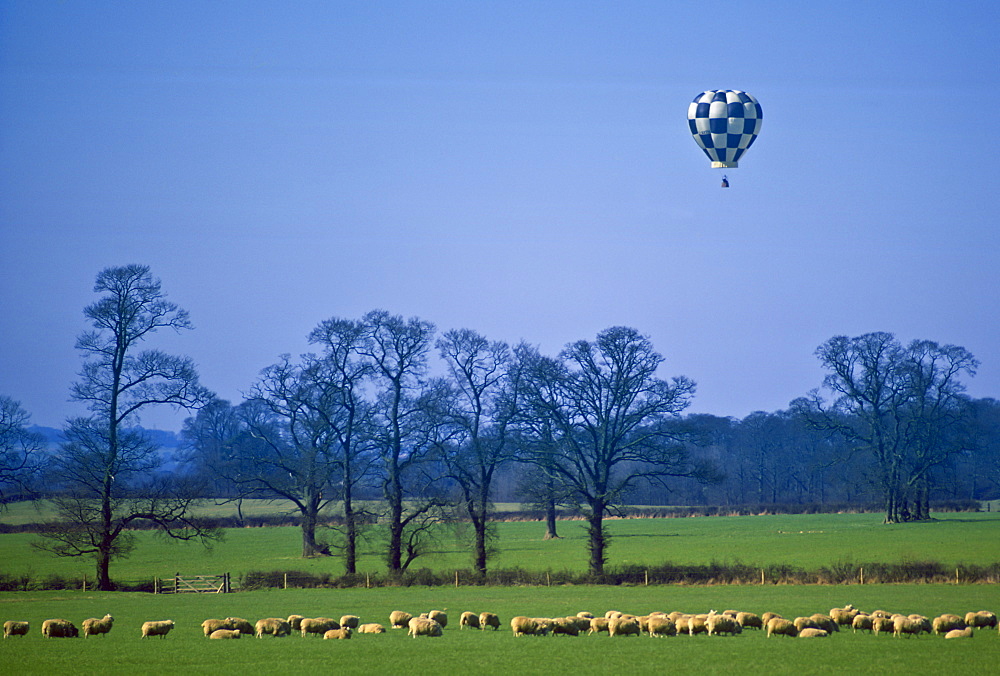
687 90 762 168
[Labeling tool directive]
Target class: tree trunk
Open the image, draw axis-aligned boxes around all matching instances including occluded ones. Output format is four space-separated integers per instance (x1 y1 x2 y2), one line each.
586 504 607 576
387 495 404 574
543 498 559 539
343 486 357 575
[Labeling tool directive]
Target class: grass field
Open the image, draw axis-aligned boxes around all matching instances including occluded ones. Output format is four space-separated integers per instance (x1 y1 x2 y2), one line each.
2 511 999 584
1 586 998 675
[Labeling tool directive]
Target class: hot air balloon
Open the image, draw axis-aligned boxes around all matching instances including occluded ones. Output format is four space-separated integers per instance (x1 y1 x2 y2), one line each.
687 90 762 183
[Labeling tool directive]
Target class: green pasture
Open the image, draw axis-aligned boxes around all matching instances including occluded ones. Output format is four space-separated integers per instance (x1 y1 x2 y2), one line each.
2 512 999 584
1 585 998 675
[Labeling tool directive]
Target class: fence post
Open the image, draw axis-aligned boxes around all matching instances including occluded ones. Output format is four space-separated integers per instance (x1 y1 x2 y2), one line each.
366 573 370 589
956 568 960 585
644 570 649 586
284 573 288 590
860 567 864 585
546 572 551 586
760 569 765 585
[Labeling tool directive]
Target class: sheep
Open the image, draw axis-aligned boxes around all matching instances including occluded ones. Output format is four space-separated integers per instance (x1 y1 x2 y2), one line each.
460 611 480 629
705 612 742 637
852 614 873 634
605 610 623 619
202 619 228 636
566 616 592 632
766 618 798 638
209 629 241 639
479 612 500 631
255 617 291 638
686 614 710 636
41 619 79 638
323 627 352 639
301 617 340 637
908 615 932 634
389 611 413 629
871 609 893 619
608 616 641 637
339 615 360 629
965 610 997 629
3 621 29 638
588 617 610 635
549 617 579 636
872 616 895 636
809 614 839 633
932 614 966 635
830 605 859 626
892 615 926 638
82 614 114 638
225 617 255 635
576 611 594 619
427 610 448 628
647 615 676 637
736 612 763 630
793 616 820 632
141 620 175 639
761 612 782 625
945 627 974 639
511 616 549 637
408 617 443 638
358 623 385 634
287 615 305 631
798 628 829 638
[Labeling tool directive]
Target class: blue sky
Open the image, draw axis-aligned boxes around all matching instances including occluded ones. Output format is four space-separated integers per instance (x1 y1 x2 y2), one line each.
2 1 998 431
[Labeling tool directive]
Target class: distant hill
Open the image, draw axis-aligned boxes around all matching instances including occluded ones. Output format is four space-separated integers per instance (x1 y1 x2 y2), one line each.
28 425 181 449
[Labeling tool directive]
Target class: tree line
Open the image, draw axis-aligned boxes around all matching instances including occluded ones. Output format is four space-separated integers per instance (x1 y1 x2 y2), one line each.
2 265 998 590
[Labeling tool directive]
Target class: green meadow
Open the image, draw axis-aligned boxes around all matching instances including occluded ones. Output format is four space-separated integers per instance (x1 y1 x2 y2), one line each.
2 511 1000 674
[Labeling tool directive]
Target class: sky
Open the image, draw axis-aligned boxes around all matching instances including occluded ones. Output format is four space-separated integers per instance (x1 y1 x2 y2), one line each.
2 1 999 432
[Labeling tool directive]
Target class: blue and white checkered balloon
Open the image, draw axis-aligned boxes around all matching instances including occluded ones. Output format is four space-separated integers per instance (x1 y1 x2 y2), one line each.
687 90 762 168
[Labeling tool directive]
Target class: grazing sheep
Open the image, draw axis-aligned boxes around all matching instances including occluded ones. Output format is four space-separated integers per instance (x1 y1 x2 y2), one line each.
809 614 839 633
945 627 974 639
965 611 997 629
932 614 966 635
567 616 592 632
339 615 360 629
511 616 550 637
605 610 623 619
287 615 305 631
766 618 798 638
686 614 710 636
550 617 580 636
3 621 29 638
608 616 641 637
209 629 241 639
892 615 926 638
479 612 500 631
761 612 782 625
793 617 821 632
647 615 676 637
42 619 78 638
588 617 610 635
706 612 742 637
798 628 829 638
358 623 385 634
576 611 594 619
408 617 443 638
830 605 859 626
736 612 763 630
872 616 895 636
389 611 412 629
301 617 340 637
852 614 873 634
460 612 480 630
427 610 448 628
225 618 255 635
908 615 932 634
82 614 114 638
871 609 893 619
141 620 175 639
323 627 352 640
254 617 291 638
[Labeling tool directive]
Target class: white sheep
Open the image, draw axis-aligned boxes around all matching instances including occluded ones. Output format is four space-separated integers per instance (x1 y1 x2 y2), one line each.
3 621 29 638
301 617 340 637
323 627 352 639
254 617 291 638
358 623 385 634
479 612 500 631
647 615 676 637
287 615 305 631
830 605 859 626
608 616 641 637
872 616 894 636
551 617 580 636
892 615 926 638
798 628 829 638
42 619 79 638
766 618 798 638
408 617 443 638
141 620 175 639
202 619 228 636
459 611 480 629
965 610 997 629
588 617 610 635
209 629 241 639
427 610 448 628
852 614 873 633
735 612 763 630
576 611 594 619
82 614 114 638
809 614 839 633
945 627 974 639
932 614 966 635
389 611 412 629
339 615 360 629
705 612 742 637
511 616 549 637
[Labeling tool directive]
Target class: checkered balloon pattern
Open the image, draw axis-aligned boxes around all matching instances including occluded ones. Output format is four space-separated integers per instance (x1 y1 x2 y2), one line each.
687 90 762 168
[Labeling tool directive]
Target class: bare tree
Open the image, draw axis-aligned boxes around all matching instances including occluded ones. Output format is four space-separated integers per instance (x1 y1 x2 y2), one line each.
36 265 216 590
516 327 710 575
0 396 45 503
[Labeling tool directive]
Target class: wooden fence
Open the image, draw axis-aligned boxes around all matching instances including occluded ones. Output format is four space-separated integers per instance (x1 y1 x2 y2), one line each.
155 573 231 594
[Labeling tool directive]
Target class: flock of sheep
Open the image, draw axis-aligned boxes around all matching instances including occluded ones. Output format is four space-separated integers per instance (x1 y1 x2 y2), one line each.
4 605 997 641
